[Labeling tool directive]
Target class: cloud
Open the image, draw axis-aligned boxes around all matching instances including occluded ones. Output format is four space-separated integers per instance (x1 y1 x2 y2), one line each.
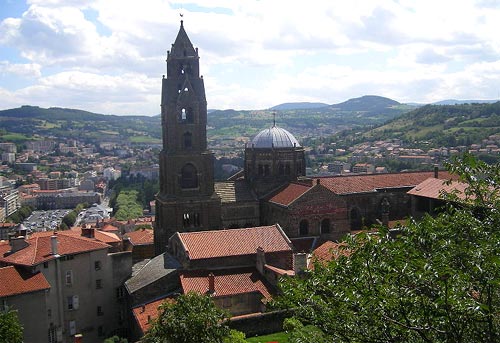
0 61 41 77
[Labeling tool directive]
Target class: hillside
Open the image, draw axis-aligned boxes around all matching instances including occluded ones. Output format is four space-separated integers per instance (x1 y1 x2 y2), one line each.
0 106 161 144
329 95 400 113
363 102 500 146
269 102 329 111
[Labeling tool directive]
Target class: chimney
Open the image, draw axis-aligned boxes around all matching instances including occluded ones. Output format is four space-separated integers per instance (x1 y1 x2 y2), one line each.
8 236 29 254
434 166 439 179
51 235 58 255
74 334 83 343
81 227 95 238
256 246 266 275
207 272 215 295
293 253 308 275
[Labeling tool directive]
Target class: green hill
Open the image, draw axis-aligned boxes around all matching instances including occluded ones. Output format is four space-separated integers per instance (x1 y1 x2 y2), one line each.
363 102 500 146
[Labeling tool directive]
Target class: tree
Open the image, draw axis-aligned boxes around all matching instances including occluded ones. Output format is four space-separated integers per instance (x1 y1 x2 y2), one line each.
142 292 232 343
273 154 500 343
0 308 23 343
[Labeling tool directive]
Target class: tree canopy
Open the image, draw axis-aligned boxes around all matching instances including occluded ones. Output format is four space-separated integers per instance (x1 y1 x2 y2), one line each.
142 292 232 343
273 154 500 343
0 308 23 343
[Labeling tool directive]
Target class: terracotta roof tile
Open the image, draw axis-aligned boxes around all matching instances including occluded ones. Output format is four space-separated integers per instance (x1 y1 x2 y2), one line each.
0 231 110 266
180 267 274 300
311 241 350 267
0 266 50 297
102 224 119 232
124 229 154 246
268 183 311 206
177 225 293 260
132 297 174 334
68 227 121 244
319 171 454 195
407 177 468 200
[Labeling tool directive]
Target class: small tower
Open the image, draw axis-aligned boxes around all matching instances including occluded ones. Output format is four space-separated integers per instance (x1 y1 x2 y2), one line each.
154 21 221 255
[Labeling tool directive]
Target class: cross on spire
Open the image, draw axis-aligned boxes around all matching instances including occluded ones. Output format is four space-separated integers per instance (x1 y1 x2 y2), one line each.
272 112 276 127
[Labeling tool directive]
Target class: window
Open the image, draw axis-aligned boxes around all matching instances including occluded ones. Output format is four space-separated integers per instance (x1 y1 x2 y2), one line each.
47 308 51 318
180 164 198 189
181 108 186 120
48 325 56 343
97 306 104 316
183 213 190 227
116 286 125 299
321 218 331 234
0 299 7 311
43 262 49 269
67 295 79 310
96 279 102 289
94 261 101 271
69 320 76 336
65 270 73 285
299 220 309 236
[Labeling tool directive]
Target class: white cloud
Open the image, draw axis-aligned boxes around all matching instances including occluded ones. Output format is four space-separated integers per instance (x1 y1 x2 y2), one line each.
0 0 499 114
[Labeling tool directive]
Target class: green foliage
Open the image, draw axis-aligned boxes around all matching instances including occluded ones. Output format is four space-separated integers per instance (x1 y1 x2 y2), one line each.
114 190 143 220
6 205 32 224
103 336 128 343
61 203 87 228
273 155 500 342
142 292 231 343
223 329 246 343
0 308 23 343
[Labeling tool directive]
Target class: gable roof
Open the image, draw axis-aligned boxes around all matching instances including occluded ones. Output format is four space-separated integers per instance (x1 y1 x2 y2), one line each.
319 171 452 195
68 227 121 244
407 177 468 200
124 229 154 246
0 231 110 267
179 267 274 300
176 224 293 261
268 182 312 206
0 266 50 297
125 253 181 294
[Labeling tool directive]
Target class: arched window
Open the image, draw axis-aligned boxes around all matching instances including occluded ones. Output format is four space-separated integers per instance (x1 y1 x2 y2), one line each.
183 132 192 149
180 164 198 189
186 107 194 123
350 208 362 231
181 108 187 120
299 220 309 236
321 218 330 234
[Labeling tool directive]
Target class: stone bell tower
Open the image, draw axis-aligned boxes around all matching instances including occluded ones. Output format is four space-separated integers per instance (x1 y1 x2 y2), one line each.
154 21 221 255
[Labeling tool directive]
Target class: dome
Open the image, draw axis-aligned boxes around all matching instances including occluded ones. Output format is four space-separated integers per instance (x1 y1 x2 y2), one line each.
251 126 301 148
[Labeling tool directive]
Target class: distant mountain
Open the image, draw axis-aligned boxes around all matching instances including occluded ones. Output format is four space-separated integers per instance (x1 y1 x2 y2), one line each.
432 99 498 105
269 102 330 111
330 95 400 113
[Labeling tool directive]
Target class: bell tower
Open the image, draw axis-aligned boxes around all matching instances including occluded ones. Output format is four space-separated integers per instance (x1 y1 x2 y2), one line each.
154 21 221 255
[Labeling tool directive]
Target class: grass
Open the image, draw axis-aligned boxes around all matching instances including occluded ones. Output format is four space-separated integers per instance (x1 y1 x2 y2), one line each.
246 331 289 343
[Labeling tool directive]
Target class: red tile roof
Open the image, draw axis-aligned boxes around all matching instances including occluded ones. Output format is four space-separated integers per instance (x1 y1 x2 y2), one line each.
318 171 454 195
407 177 468 200
132 297 174 334
68 227 121 244
180 268 273 300
177 225 293 260
268 183 311 206
0 266 50 297
124 229 154 246
102 224 119 232
0 231 110 266
312 241 350 267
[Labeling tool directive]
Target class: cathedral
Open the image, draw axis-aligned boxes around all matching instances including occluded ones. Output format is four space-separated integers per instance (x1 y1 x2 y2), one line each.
154 22 448 255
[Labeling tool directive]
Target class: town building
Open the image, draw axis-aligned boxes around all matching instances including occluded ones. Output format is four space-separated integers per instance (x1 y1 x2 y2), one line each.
0 231 132 343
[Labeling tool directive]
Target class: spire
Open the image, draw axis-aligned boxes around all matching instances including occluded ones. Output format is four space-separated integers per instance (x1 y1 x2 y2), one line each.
170 20 197 59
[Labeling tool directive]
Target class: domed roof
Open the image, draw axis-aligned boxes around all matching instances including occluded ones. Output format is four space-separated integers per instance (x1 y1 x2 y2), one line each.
251 125 300 148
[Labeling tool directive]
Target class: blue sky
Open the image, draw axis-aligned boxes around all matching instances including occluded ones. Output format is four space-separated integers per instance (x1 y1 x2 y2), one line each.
0 0 499 115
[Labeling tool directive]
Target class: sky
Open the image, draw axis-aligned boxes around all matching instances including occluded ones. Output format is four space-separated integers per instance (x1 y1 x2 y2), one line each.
0 0 499 116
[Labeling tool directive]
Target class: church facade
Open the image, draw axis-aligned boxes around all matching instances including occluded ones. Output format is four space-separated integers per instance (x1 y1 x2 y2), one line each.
154 22 449 255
